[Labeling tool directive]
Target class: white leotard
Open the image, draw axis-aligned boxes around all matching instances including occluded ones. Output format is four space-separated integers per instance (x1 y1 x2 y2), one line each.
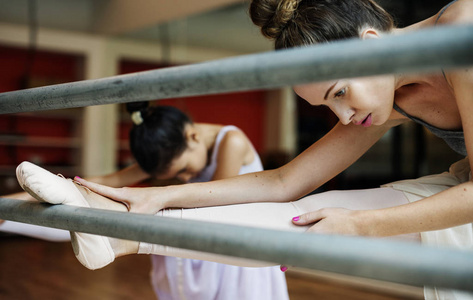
149 126 289 300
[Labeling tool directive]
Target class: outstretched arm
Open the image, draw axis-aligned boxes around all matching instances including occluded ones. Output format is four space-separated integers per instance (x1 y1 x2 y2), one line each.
86 163 149 187
294 67 473 237
76 121 392 214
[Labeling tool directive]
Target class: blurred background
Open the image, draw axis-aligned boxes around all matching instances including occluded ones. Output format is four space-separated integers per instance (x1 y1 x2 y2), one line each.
0 0 463 196
0 1 464 299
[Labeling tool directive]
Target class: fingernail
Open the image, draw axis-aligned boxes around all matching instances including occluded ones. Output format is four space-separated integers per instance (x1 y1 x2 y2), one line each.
74 176 82 180
292 216 300 222
280 265 288 272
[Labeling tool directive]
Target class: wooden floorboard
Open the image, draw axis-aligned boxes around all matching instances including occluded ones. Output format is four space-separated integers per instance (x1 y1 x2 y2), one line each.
0 235 424 299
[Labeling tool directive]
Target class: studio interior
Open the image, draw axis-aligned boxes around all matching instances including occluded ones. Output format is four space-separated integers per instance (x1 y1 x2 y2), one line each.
0 0 467 299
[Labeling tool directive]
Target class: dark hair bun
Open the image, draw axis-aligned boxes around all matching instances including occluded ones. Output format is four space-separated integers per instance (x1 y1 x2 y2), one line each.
250 0 394 50
250 0 300 39
126 101 149 114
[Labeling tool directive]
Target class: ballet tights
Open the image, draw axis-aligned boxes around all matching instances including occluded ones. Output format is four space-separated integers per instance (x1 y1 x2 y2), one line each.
138 187 421 267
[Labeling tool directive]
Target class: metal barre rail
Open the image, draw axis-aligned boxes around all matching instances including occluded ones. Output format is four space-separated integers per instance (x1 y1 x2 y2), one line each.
0 198 472 291
1 25 473 114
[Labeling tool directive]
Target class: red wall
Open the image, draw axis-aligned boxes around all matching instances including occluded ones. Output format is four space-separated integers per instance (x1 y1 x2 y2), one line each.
0 45 84 167
0 45 83 93
0 48 267 170
119 60 267 153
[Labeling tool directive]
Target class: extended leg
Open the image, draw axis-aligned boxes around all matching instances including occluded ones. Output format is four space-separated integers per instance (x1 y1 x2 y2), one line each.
139 188 419 265
17 162 419 270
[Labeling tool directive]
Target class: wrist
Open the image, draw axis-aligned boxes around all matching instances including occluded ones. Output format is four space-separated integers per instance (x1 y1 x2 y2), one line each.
355 209 385 237
161 185 179 209
162 183 197 209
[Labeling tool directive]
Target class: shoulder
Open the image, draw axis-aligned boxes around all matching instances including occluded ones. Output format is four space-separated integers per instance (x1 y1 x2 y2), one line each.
219 129 251 152
448 67 473 102
212 127 255 176
433 1 473 97
435 0 473 25
405 1 472 30
217 127 255 166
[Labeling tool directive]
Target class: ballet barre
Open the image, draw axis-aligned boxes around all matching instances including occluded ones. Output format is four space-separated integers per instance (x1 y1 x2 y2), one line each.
0 198 472 292
0 25 472 114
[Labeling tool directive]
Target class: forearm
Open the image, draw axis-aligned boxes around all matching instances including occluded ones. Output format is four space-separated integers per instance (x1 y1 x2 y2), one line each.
164 122 392 209
364 181 473 236
77 123 393 213
87 164 148 188
164 169 291 208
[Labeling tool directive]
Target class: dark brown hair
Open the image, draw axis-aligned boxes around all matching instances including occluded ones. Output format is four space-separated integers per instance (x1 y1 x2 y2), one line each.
249 0 394 49
126 102 192 176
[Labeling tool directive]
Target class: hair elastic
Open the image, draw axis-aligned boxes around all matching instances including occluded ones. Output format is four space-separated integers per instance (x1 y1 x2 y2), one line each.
131 111 144 125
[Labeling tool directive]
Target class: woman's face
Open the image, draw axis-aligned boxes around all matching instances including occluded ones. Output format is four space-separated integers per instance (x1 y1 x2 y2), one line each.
155 132 208 183
293 75 396 127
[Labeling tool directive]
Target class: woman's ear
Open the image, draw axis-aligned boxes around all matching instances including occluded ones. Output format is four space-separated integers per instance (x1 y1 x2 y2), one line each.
185 125 200 149
360 28 381 40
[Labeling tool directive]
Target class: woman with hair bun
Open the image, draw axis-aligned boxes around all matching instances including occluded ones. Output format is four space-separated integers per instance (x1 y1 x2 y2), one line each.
6 102 289 300
15 1 473 299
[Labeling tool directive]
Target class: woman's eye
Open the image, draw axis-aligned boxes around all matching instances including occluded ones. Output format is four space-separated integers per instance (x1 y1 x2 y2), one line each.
334 88 346 98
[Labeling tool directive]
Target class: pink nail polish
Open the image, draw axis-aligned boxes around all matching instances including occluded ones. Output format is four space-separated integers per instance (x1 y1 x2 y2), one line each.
292 216 300 222
74 176 82 180
280 266 288 272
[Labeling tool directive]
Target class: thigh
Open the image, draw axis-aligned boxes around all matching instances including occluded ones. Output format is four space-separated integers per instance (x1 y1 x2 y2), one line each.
160 187 419 242
160 188 408 232
293 188 420 243
161 201 307 232
292 187 409 213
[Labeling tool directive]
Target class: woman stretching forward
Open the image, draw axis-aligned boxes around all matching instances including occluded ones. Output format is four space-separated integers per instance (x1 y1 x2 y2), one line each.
9 103 290 300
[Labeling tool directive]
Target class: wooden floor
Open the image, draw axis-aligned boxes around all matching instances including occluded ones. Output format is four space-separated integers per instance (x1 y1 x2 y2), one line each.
0 235 424 300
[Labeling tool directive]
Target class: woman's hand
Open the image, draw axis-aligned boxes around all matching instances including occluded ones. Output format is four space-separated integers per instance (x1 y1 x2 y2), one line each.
292 208 369 236
74 177 167 214
280 208 370 272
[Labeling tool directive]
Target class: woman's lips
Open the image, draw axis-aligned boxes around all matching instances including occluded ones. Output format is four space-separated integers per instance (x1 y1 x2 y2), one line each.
361 114 372 127
354 114 372 127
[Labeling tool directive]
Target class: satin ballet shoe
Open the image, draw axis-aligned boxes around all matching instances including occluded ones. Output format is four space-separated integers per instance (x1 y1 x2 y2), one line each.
16 161 87 205
16 161 115 270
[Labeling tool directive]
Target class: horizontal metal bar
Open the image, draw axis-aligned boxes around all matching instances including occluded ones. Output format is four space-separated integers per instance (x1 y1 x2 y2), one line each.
1 198 472 291
1 25 472 114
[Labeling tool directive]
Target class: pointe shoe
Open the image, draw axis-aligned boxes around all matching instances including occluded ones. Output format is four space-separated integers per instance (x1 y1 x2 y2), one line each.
16 161 115 270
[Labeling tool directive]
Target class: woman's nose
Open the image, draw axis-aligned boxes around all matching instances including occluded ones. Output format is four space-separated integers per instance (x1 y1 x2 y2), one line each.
332 103 355 125
177 173 193 183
